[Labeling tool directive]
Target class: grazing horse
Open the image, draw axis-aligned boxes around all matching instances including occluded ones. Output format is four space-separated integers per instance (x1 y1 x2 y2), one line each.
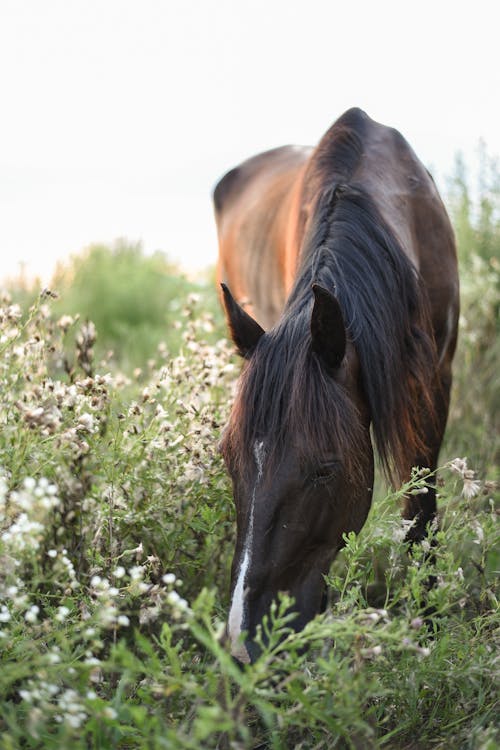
213 108 459 664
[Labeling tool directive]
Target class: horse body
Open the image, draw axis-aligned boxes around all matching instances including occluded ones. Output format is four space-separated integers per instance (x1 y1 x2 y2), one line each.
213 108 459 663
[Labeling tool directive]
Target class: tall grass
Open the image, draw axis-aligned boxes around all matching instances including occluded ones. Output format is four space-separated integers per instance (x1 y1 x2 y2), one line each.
0 157 498 749
444 145 500 472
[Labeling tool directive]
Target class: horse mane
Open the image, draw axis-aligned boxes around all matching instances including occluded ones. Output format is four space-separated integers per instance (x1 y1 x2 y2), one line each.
222 116 438 486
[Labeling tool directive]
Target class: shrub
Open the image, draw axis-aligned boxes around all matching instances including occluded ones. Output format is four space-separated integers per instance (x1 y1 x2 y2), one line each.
50 240 223 366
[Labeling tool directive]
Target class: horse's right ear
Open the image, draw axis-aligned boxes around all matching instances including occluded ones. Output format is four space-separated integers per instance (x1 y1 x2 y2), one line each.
311 283 346 371
221 283 265 358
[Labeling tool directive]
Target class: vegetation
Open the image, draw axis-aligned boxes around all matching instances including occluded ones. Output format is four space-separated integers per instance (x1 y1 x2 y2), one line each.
0 156 498 749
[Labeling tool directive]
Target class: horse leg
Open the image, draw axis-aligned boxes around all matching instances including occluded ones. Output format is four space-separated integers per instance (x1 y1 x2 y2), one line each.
403 366 452 545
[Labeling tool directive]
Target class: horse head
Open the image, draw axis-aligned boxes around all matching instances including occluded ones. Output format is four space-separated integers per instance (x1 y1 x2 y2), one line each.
220 283 374 663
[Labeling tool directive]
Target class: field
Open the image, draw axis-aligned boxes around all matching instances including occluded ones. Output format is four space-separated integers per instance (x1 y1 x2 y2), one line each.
0 159 498 749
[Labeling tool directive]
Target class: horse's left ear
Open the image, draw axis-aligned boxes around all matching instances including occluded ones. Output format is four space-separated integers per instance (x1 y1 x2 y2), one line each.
311 284 346 370
221 283 265 358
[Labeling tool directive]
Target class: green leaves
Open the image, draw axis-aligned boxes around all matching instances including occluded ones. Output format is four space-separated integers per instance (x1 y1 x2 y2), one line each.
0 274 498 749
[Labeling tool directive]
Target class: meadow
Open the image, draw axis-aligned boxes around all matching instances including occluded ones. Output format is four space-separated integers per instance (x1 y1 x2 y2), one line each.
0 155 498 749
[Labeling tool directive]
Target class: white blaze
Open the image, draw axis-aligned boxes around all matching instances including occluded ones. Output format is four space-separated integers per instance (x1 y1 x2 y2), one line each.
228 440 265 662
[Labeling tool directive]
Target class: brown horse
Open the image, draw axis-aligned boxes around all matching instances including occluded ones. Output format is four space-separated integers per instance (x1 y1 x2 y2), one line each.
213 108 459 663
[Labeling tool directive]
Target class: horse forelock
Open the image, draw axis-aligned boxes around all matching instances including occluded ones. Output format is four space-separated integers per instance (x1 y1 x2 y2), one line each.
221 306 365 484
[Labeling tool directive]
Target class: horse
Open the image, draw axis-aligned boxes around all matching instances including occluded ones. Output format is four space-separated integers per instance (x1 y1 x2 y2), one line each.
213 108 459 664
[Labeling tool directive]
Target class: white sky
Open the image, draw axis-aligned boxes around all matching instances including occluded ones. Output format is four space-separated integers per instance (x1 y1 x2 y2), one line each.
0 0 498 283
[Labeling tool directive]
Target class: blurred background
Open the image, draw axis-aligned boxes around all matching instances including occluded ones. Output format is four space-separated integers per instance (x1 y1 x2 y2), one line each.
1 0 499 284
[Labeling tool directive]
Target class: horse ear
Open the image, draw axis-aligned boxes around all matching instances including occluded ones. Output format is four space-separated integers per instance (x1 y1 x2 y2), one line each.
311 284 346 370
221 283 265 358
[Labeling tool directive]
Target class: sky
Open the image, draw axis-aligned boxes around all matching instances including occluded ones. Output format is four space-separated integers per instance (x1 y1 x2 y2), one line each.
0 0 498 284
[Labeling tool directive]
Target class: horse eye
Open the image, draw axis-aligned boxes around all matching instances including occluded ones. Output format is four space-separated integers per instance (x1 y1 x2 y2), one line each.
310 462 338 486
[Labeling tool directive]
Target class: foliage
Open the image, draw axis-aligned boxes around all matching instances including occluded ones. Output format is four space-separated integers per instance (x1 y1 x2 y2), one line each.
444 147 500 472
0 155 498 748
48 240 222 366
446 142 500 265
0 281 497 750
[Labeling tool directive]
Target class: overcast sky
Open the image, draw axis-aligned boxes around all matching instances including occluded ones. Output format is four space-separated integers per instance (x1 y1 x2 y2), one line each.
1 0 498 283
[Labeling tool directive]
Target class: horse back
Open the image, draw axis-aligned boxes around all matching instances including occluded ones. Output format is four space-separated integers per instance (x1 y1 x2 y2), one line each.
214 145 312 328
214 108 459 366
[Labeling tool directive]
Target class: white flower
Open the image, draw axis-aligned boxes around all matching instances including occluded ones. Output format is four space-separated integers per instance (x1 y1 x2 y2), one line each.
77 413 95 433
472 521 484 544
47 649 61 664
57 314 76 332
25 605 40 623
128 566 144 581
112 566 126 579
462 471 481 500
117 615 130 627
392 518 415 543
56 606 70 622
449 457 468 477
162 573 176 585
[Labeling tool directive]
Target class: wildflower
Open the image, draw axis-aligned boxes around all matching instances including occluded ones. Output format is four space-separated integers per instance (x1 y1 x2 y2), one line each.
166 589 190 618
84 655 101 666
2 513 43 552
55 606 70 622
420 538 431 553
117 615 130 627
47 648 61 664
472 521 484 544
162 573 176 585
462 470 481 500
0 606 11 622
25 605 40 623
449 457 468 477
392 518 415 543
112 566 126 579
57 688 87 729
77 413 95 433
57 314 76 332
128 566 144 581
